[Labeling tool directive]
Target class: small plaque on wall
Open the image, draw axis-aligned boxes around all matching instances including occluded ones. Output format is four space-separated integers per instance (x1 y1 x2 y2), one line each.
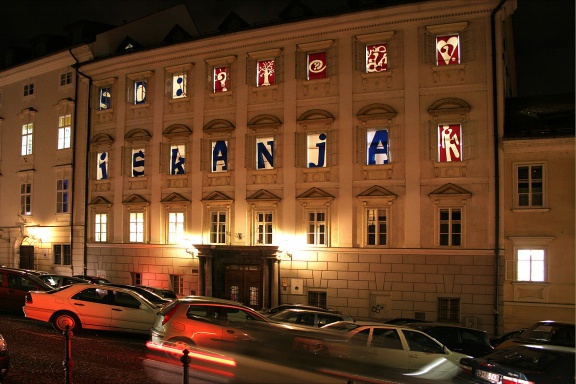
291 278 303 295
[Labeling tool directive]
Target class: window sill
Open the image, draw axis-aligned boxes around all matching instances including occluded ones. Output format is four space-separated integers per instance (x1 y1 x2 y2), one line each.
512 208 550 213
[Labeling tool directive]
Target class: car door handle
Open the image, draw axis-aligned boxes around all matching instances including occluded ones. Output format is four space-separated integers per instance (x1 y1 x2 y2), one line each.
112 308 122 311
409 354 421 358
73 303 85 307
226 329 235 334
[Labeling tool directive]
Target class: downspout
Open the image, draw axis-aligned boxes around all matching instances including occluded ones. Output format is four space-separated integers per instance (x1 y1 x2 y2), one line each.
69 48 92 276
491 0 507 337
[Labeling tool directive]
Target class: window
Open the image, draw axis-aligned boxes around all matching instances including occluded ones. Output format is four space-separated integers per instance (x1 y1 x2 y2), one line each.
21 123 33 155
60 72 72 86
366 129 389 165
210 211 227 244
58 115 71 149
245 114 283 171
307 210 326 245
257 59 275 87
355 31 397 73
23 82 34 97
169 144 186 175
308 291 327 308
296 110 336 169
129 212 144 242
20 183 31 215
438 124 462 162
99 86 111 110
170 274 183 295
516 164 544 208
435 34 460 66
213 66 230 92
127 71 152 105
56 179 69 214
131 272 141 286
211 140 229 172
165 63 192 100
206 56 235 93
254 137 274 170
306 133 327 168
255 211 273 245
517 249 545 282
97 151 109 180
172 73 187 98
54 244 71 266
425 22 470 67
133 80 147 104
296 40 335 81
247 49 283 88
366 208 387 246
95 213 107 242
167 212 185 244
437 297 460 323
439 208 461 246
131 148 145 177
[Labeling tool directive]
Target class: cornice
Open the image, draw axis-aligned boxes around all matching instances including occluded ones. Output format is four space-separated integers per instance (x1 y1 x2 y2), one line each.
0 51 77 85
503 137 575 153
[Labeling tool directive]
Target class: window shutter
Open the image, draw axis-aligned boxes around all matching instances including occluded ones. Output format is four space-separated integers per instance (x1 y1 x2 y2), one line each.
206 66 213 92
429 124 439 161
274 133 282 168
505 259 515 280
295 132 307 167
245 134 255 170
246 57 256 86
159 143 169 174
200 138 211 171
424 32 437 65
462 124 474 160
326 46 338 77
164 74 172 97
354 39 367 72
387 35 401 70
328 130 338 166
460 28 474 63
227 137 235 171
121 146 130 176
295 51 307 80
275 55 284 84
127 81 134 103
356 125 367 164
88 151 98 180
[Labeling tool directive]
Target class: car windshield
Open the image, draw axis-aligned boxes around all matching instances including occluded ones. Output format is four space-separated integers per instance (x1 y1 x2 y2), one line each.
322 322 361 332
488 346 573 371
519 323 575 347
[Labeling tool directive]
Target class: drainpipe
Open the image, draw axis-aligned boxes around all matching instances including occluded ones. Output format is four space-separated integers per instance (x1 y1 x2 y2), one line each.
69 48 92 276
491 0 507 337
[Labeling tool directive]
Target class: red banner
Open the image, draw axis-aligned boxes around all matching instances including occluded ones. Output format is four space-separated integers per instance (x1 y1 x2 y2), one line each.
436 34 460 66
438 124 462 162
307 52 327 80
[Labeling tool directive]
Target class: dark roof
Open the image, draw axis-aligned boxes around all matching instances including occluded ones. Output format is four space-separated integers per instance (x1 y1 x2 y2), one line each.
504 94 575 139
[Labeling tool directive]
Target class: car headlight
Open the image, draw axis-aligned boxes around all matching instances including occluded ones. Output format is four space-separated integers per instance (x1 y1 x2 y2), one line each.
0 334 8 352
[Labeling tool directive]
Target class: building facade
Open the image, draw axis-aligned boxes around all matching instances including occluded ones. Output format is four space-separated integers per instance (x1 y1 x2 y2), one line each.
2 0 572 336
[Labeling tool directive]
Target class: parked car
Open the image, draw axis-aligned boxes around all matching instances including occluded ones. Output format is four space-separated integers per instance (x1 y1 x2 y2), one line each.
495 320 575 350
0 333 9 382
384 318 429 326
0 267 54 312
316 321 470 380
24 283 161 334
457 344 575 384
268 308 354 328
137 286 178 300
104 283 171 307
489 328 526 347
263 304 341 316
39 274 90 288
406 323 494 357
73 275 110 284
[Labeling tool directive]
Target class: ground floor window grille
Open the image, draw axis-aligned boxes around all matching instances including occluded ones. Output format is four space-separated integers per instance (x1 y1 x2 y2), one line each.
308 291 327 308
131 272 142 286
53 244 71 266
170 274 184 295
437 297 460 323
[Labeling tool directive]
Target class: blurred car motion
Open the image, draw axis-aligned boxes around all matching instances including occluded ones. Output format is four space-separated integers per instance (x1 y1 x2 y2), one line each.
262 304 341 316
489 328 526 348
268 308 354 328
495 320 575 350
73 275 111 284
138 286 178 299
0 267 54 313
457 344 575 384
24 283 161 333
104 283 171 307
0 333 9 382
39 274 89 288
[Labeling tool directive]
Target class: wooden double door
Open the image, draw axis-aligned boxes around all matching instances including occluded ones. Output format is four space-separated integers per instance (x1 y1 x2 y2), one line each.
224 264 261 309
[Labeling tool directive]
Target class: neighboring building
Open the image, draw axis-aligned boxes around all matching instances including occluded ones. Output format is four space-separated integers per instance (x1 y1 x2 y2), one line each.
501 94 575 329
4 0 568 337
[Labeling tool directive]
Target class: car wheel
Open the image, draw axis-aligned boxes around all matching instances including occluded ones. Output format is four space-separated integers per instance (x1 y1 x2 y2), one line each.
51 311 81 332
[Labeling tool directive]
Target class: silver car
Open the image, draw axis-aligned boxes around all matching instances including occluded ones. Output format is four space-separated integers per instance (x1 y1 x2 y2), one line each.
268 308 354 328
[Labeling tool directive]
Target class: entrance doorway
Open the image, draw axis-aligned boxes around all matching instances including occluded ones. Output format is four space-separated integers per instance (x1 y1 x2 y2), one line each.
19 245 34 269
224 265 261 309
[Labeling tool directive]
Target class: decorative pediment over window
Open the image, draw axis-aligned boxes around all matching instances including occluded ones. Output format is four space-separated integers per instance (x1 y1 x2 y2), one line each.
429 183 472 205
122 194 149 205
160 192 190 203
297 109 335 129
90 133 114 150
88 196 112 206
357 185 397 205
18 107 37 120
297 187 334 207
356 103 397 124
246 189 281 203
428 98 471 121
202 191 233 202
203 119 235 132
163 124 192 139
125 129 151 144
54 98 75 115
247 114 282 132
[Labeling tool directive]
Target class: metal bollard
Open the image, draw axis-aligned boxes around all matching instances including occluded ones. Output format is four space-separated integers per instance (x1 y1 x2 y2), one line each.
63 325 74 384
180 349 191 384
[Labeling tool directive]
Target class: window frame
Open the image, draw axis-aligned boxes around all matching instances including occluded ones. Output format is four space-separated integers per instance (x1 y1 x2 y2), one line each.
296 40 336 81
94 212 108 242
209 209 228 245
53 244 71 266
425 22 471 67
20 183 32 216
60 71 73 87
165 63 193 100
205 56 236 94
514 162 546 209
56 178 69 214
126 71 153 106
354 31 396 73
23 81 35 97
507 237 554 283
21 123 33 156
167 211 185 245
129 211 146 243
437 297 460 323
58 114 72 150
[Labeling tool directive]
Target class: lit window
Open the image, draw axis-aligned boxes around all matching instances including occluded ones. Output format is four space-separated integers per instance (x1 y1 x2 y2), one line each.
438 124 462 162
131 148 145 177
436 34 460 66
54 244 71 266
211 140 228 172
129 212 144 243
97 152 109 180
172 73 187 99
255 211 273 245
95 213 107 242
21 123 33 156
210 211 227 244
24 83 34 97
307 51 327 80
257 59 275 87
366 43 388 72
366 208 387 246
255 137 274 170
516 164 544 208
213 66 229 92
99 87 111 110
134 80 147 104
58 115 71 149
20 183 31 215
56 179 69 214
439 208 461 246
366 129 389 165
437 297 460 323
169 144 185 175
307 210 326 246
170 274 184 295
60 72 72 86
517 249 545 282
307 133 327 168
168 212 185 244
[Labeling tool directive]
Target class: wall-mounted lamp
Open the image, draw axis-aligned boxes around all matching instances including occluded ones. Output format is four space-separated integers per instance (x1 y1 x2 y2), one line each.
185 244 199 258
281 279 288 291
276 246 292 261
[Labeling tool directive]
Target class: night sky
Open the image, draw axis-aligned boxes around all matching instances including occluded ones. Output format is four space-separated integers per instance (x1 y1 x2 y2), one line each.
0 0 573 97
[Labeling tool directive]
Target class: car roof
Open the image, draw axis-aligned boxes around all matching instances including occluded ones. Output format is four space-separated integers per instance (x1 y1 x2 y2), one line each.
272 308 345 315
177 296 245 305
408 322 487 332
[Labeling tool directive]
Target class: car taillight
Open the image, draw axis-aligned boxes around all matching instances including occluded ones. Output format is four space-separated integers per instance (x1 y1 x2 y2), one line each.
501 377 534 384
161 305 179 325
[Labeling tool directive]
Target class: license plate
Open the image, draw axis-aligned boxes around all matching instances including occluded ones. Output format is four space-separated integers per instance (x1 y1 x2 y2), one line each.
475 369 500 383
